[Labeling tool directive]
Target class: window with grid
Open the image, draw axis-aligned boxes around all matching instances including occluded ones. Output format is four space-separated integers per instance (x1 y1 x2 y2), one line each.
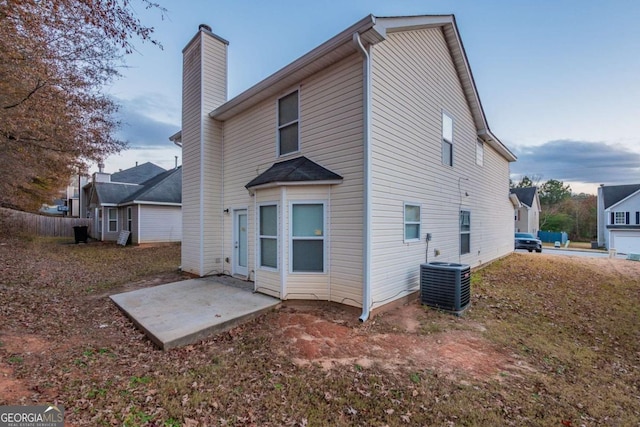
278 90 299 156
460 210 470 255
291 203 324 273
108 208 117 232
615 212 626 224
404 203 421 242
259 205 278 269
442 112 453 166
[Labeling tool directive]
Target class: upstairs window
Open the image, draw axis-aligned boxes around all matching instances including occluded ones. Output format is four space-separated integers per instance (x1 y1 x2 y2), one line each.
278 90 299 156
614 212 626 225
442 112 453 166
476 139 484 166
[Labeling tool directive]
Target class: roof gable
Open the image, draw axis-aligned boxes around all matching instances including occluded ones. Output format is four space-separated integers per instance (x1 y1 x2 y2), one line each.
246 157 342 190
603 184 640 209
208 14 515 162
510 187 537 208
121 167 182 204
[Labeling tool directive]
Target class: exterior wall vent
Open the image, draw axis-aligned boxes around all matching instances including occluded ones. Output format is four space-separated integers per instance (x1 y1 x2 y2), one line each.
420 262 471 315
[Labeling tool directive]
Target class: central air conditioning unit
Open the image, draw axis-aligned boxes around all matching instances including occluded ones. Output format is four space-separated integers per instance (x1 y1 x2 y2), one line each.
420 262 471 315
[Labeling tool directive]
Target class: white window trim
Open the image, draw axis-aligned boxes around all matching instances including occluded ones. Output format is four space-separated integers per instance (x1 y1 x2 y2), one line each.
107 207 118 232
289 201 327 274
403 202 421 243
442 110 453 167
614 211 626 225
258 202 279 271
277 89 300 157
460 210 471 255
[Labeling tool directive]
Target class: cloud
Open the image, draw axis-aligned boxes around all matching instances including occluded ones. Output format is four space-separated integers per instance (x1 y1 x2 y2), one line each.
113 96 180 149
511 140 640 185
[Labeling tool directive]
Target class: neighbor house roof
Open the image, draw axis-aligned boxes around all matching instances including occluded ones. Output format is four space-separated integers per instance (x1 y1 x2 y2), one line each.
206 14 515 162
94 182 141 205
120 167 182 204
245 156 343 190
601 184 640 209
510 187 537 208
111 162 166 184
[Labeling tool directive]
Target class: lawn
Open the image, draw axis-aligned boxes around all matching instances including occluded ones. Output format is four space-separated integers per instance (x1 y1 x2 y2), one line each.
0 237 638 426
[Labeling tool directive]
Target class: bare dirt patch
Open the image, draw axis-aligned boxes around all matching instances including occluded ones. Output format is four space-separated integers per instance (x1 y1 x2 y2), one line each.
273 302 524 381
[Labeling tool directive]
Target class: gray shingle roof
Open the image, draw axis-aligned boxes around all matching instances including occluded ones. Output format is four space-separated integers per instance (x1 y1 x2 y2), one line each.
111 162 166 184
94 182 141 205
601 184 640 209
245 156 342 189
510 187 537 208
121 167 182 204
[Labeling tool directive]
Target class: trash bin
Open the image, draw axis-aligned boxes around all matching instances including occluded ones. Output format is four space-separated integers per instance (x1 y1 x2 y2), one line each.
73 225 88 244
590 241 598 249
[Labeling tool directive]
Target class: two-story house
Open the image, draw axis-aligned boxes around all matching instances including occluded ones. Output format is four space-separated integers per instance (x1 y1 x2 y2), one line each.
597 183 640 254
179 14 517 319
510 187 541 234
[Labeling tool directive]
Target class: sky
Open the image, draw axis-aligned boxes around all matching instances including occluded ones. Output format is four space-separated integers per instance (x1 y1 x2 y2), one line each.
103 0 640 195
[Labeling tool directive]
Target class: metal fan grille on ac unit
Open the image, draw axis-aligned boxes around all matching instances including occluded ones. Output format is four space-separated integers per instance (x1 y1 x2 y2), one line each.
420 262 471 315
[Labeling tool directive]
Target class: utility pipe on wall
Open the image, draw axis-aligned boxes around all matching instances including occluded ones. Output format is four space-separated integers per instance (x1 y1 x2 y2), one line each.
353 32 372 322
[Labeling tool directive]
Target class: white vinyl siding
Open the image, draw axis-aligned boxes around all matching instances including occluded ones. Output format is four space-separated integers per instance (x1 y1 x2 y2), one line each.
221 54 363 306
369 27 514 309
181 30 227 275
139 205 182 243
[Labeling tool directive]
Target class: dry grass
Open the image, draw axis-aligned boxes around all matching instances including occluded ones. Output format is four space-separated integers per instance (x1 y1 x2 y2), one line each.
0 237 639 426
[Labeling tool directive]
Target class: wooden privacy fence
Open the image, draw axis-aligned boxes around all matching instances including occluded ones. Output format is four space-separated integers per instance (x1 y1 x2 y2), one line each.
0 208 91 238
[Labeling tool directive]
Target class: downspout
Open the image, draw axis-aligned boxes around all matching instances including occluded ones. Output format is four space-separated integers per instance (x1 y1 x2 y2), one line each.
353 32 372 322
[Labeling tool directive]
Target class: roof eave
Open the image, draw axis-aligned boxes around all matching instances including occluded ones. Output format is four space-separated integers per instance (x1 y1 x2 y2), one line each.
210 14 381 121
247 179 343 192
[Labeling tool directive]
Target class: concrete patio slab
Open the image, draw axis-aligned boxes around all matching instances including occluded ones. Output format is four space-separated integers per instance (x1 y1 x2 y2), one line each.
110 277 280 350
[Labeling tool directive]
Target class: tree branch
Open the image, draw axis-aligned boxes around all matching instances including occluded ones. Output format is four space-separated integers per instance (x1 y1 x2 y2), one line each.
3 79 47 109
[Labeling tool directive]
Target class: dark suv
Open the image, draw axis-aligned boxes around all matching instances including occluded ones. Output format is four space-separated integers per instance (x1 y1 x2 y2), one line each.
515 232 542 253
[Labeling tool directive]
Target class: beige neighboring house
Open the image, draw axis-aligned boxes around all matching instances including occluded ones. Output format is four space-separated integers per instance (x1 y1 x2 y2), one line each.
178 14 517 319
510 187 541 234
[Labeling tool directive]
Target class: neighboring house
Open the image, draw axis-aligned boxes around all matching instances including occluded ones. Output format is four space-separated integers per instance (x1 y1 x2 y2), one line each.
178 14 517 319
83 162 182 244
510 187 541 234
597 184 640 254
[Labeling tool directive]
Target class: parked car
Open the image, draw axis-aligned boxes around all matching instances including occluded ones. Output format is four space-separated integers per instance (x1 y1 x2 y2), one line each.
515 232 542 253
